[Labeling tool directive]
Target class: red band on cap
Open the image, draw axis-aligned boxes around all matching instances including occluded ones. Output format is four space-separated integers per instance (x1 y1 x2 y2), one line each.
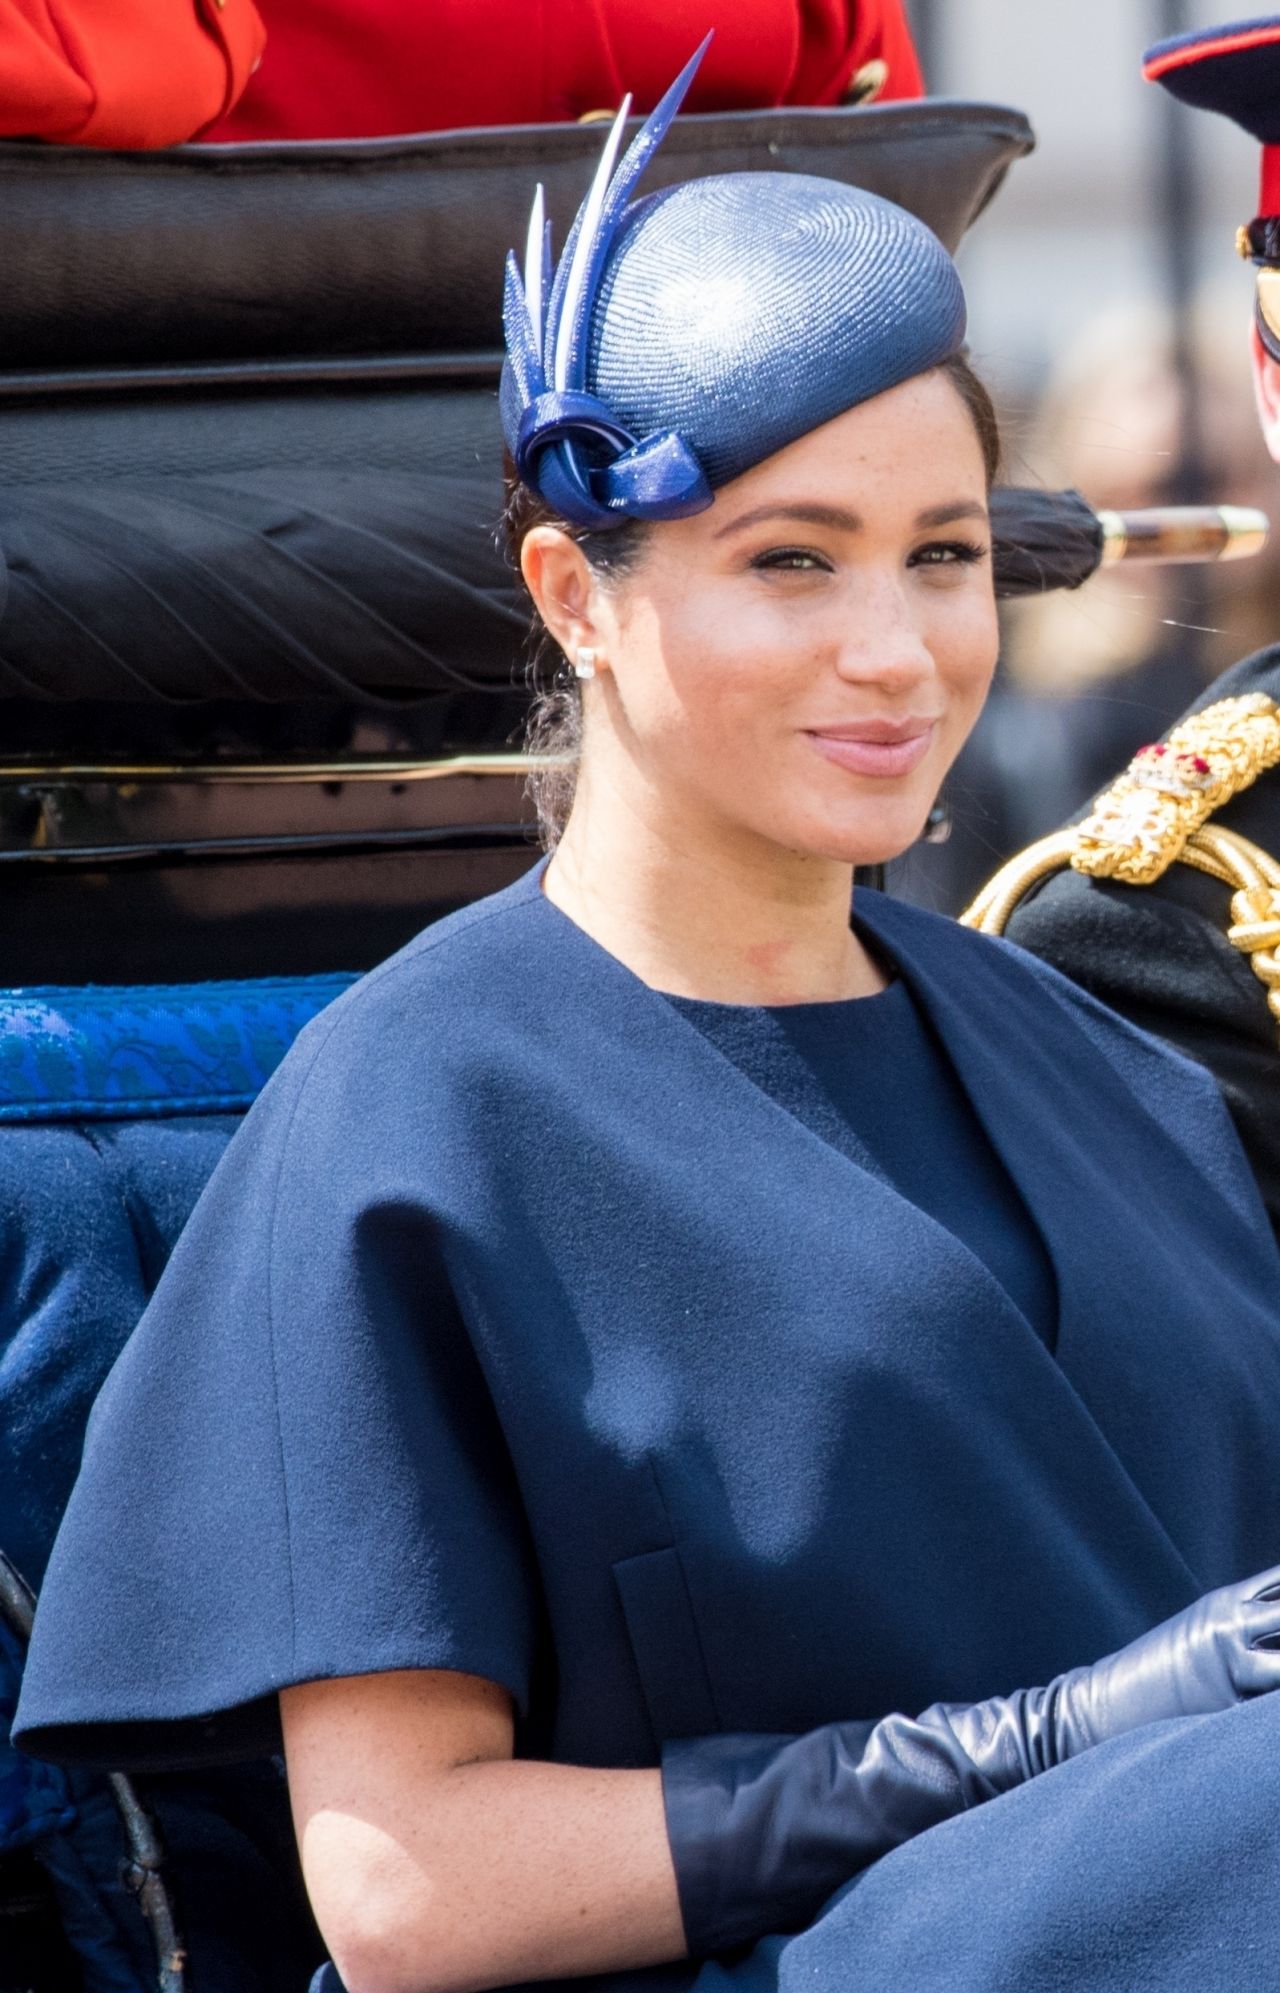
1263 144 1280 215
1144 23 1280 81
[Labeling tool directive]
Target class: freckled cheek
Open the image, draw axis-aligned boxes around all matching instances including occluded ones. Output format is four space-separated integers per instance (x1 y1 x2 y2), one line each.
929 601 999 722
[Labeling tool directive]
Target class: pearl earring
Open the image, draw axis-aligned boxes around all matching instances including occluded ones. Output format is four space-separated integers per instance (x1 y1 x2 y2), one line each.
574 647 598 681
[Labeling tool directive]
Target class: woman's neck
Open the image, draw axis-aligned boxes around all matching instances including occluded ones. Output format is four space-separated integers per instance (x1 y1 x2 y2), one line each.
544 774 887 1006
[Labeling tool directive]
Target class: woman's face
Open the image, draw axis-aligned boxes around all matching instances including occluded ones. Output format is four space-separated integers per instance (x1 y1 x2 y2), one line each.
536 368 999 870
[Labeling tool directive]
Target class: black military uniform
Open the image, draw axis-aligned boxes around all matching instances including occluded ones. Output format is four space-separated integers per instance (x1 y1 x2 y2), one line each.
991 20 1280 1232
1002 646 1280 1230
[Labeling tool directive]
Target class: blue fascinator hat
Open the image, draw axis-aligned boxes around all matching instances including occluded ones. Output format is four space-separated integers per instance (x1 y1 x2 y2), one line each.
501 36 968 531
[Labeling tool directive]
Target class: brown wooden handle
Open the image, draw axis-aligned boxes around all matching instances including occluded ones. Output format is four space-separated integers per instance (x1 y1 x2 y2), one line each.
1097 505 1269 564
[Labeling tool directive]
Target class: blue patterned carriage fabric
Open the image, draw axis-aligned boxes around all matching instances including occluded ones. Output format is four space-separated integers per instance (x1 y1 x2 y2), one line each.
0 973 351 1991
0 976 356 1124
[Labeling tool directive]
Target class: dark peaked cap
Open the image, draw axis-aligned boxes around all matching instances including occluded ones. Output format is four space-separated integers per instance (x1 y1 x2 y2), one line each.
1144 18 1280 348
1145 17 1280 231
1145 17 1280 142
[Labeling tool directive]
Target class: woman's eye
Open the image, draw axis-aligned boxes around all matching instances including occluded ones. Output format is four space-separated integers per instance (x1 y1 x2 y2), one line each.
748 546 834 573
909 538 990 569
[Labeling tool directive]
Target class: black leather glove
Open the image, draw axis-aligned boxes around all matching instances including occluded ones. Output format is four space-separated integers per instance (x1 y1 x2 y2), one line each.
663 1563 1280 1956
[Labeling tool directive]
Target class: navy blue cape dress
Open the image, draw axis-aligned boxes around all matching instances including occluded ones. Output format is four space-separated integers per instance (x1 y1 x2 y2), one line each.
15 863 1280 1990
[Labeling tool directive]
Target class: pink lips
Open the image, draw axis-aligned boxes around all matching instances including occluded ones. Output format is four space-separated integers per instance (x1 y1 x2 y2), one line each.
805 720 938 779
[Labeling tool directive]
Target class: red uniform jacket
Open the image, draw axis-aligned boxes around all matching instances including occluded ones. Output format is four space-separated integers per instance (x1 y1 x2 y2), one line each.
0 0 263 147
203 0 923 140
0 0 922 150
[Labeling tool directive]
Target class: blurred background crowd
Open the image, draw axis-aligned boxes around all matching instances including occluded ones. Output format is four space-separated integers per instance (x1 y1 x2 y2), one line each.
896 0 1280 908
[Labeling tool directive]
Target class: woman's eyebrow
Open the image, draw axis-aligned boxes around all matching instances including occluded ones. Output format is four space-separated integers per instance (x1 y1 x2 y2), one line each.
712 502 862 539
914 500 989 529
713 498 989 541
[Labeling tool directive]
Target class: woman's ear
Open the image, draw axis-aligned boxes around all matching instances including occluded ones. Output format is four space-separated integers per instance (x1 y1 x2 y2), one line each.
1249 320 1280 465
521 527 606 666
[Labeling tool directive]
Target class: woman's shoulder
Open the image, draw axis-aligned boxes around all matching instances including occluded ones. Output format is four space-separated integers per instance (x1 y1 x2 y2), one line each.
345 860 551 1005
226 864 563 1156
291 862 553 1059
865 890 1268 1221
862 888 1225 1101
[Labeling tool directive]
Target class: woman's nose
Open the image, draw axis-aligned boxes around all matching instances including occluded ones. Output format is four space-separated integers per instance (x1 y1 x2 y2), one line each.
831 575 934 690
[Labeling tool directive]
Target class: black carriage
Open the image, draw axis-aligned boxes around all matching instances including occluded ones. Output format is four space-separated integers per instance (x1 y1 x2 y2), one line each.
4 93 1199 1990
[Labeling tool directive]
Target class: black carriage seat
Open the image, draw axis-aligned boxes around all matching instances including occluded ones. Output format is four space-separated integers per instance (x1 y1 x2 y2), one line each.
0 975 350 1993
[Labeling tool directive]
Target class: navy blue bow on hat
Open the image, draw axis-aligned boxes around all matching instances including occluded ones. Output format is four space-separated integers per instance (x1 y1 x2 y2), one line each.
500 37 968 531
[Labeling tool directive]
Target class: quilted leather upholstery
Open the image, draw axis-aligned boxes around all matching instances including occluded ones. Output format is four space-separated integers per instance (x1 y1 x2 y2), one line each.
0 103 1033 373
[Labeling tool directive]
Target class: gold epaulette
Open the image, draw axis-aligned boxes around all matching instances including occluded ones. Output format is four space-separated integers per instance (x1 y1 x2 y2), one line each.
961 693 1280 1034
1071 693 1280 885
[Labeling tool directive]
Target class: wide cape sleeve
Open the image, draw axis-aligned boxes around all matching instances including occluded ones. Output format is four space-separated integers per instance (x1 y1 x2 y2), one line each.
12 980 540 1772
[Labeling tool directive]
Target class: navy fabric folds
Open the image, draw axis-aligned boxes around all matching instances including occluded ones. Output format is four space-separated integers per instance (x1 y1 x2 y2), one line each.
666 978 1058 1348
15 865 1280 1990
0 1107 319 1988
0 1117 239 1591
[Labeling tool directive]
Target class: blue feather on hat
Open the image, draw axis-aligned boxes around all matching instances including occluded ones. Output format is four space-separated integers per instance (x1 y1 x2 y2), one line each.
501 35 967 530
